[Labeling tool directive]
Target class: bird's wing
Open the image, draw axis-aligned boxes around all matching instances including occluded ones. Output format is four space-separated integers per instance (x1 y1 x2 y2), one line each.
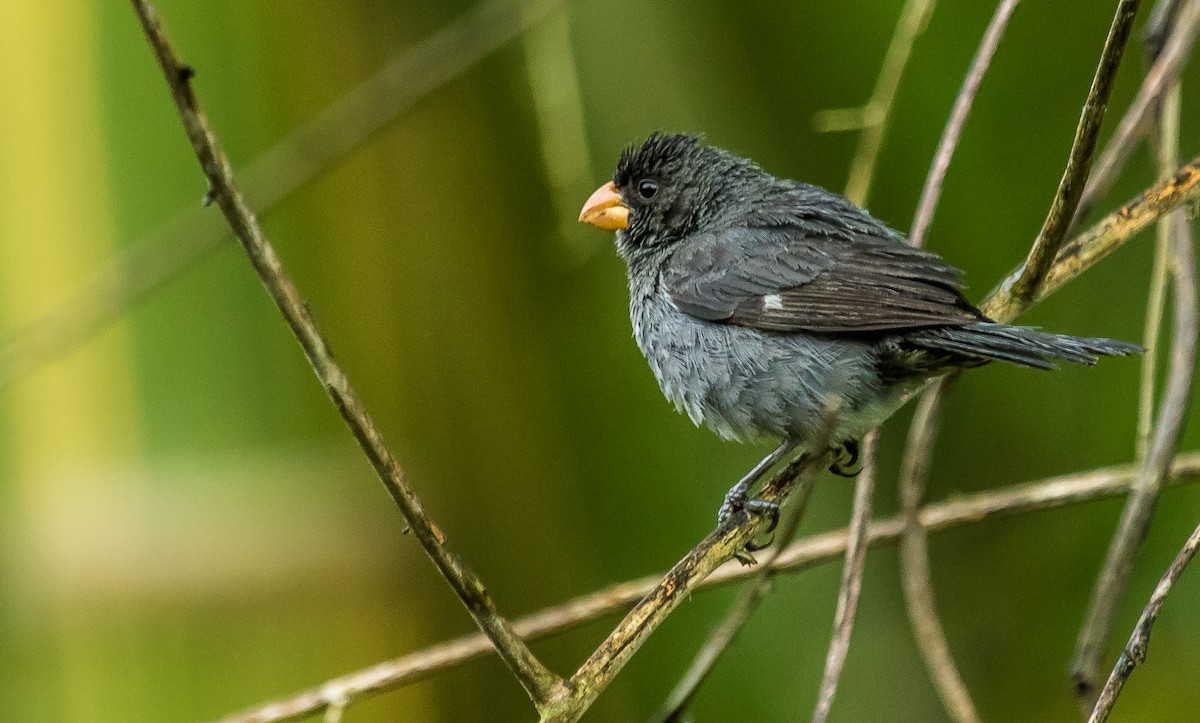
663 225 985 333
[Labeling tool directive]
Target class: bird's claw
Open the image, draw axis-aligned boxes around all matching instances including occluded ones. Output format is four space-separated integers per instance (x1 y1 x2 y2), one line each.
718 492 780 552
828 439 862 477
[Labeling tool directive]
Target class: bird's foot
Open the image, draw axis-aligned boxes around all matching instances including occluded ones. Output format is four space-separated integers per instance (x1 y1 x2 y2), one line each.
718 491 780 553
828 439 862 478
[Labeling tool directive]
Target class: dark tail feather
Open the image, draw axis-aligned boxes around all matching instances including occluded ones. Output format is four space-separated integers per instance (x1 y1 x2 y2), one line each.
908 322 1143 370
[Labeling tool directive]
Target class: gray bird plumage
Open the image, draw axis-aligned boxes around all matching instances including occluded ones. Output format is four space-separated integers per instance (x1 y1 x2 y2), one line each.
583 133 1139 518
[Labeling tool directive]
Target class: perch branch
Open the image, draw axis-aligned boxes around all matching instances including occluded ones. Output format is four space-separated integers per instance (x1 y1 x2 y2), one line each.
0 0 564 386
130 0 566 708
814 0 937 206
1004 0 1140 308
909 0 1022 248
540 452 828 722
656 405 840 723
222 454 1200 723
1087 516 1200 722
812 431 879 723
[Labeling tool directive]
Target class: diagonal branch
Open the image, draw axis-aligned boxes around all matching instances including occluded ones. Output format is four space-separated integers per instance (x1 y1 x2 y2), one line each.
812 431 879 723
221 453 1200 723
1070 0 1200 230
1003 0 1140 308
898 379 981 723
129 0 566 708
655 404 840 723
541 452 827 722
899 5 1022 718
1070 71 1198 701
1087 516 1200 723
909 0 1022 248
0 0 565 386
983 152 1200 323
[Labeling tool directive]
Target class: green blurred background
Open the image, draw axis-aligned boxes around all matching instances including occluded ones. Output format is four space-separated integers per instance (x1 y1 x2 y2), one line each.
1 0 1198 720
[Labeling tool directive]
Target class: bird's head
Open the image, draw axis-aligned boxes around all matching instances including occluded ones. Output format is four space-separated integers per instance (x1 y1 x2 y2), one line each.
579 133 765 260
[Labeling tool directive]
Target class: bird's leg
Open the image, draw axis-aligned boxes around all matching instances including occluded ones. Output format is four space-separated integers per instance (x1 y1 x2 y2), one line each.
828 438 862 477
717 440 797 530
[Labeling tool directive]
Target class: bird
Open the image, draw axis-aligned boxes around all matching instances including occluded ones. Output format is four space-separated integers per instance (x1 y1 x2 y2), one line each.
578 133 1140 526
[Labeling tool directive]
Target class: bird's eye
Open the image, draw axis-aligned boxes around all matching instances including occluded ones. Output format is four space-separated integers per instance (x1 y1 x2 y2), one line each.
637 180 659 199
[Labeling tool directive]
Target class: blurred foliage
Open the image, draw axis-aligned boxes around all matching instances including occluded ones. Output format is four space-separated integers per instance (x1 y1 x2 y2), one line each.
0 0 1198 721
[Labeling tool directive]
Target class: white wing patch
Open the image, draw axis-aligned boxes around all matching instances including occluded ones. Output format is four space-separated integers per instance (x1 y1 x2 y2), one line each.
763 294 784 310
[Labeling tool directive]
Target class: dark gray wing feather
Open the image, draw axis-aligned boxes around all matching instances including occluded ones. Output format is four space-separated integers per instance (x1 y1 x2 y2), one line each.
663 225 985 333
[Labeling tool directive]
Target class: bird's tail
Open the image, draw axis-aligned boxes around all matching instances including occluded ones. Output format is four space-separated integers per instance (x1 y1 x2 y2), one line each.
907 322 1142 370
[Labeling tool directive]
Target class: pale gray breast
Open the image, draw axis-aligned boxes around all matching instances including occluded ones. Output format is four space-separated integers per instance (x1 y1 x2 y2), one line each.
627 271 893 444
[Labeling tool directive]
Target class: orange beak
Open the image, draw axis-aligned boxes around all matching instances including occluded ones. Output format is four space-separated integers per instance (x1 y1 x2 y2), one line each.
578 181 629 231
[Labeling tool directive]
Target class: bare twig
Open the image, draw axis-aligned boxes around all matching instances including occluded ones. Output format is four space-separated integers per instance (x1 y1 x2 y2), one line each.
130 0 566 708
1004 0 1140 308
1070 0 1200 230
222 454 1200 723
660 411 840 720
656 403 841 723
542 452 829 722
1070 77 1198 702
909 0 1022 248
898 379 982 723
0 0 565 386
1088 516 1200 722
983 152 1200 323
814 0 937 206
812 431 879 723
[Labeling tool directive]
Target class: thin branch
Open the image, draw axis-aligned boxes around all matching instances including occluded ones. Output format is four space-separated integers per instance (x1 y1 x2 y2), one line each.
130 0 566 708
891 7 1027 711
898 378 982 723
1070 0 1200 230
656 403 841 723
1004 0 1140 308
1070 79 1198 701
909 0 1022 248
812 432 878 723
222 454 1200 723
983 152 1200 323
541 452 828 722
0 0 564 386
1088 516 1200 723
813 0 937 206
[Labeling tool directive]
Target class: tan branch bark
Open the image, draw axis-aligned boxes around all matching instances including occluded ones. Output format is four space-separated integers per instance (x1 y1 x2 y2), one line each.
899 5 1022 718
1087 516 1200 722
655 408 837 723
1005 0 1140 308
982 152 1200 323
1070 0 1200 229
129 0 566 709
222 454 1200 723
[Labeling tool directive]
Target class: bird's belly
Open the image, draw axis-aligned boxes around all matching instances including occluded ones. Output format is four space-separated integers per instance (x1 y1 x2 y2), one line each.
632 294 892 445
